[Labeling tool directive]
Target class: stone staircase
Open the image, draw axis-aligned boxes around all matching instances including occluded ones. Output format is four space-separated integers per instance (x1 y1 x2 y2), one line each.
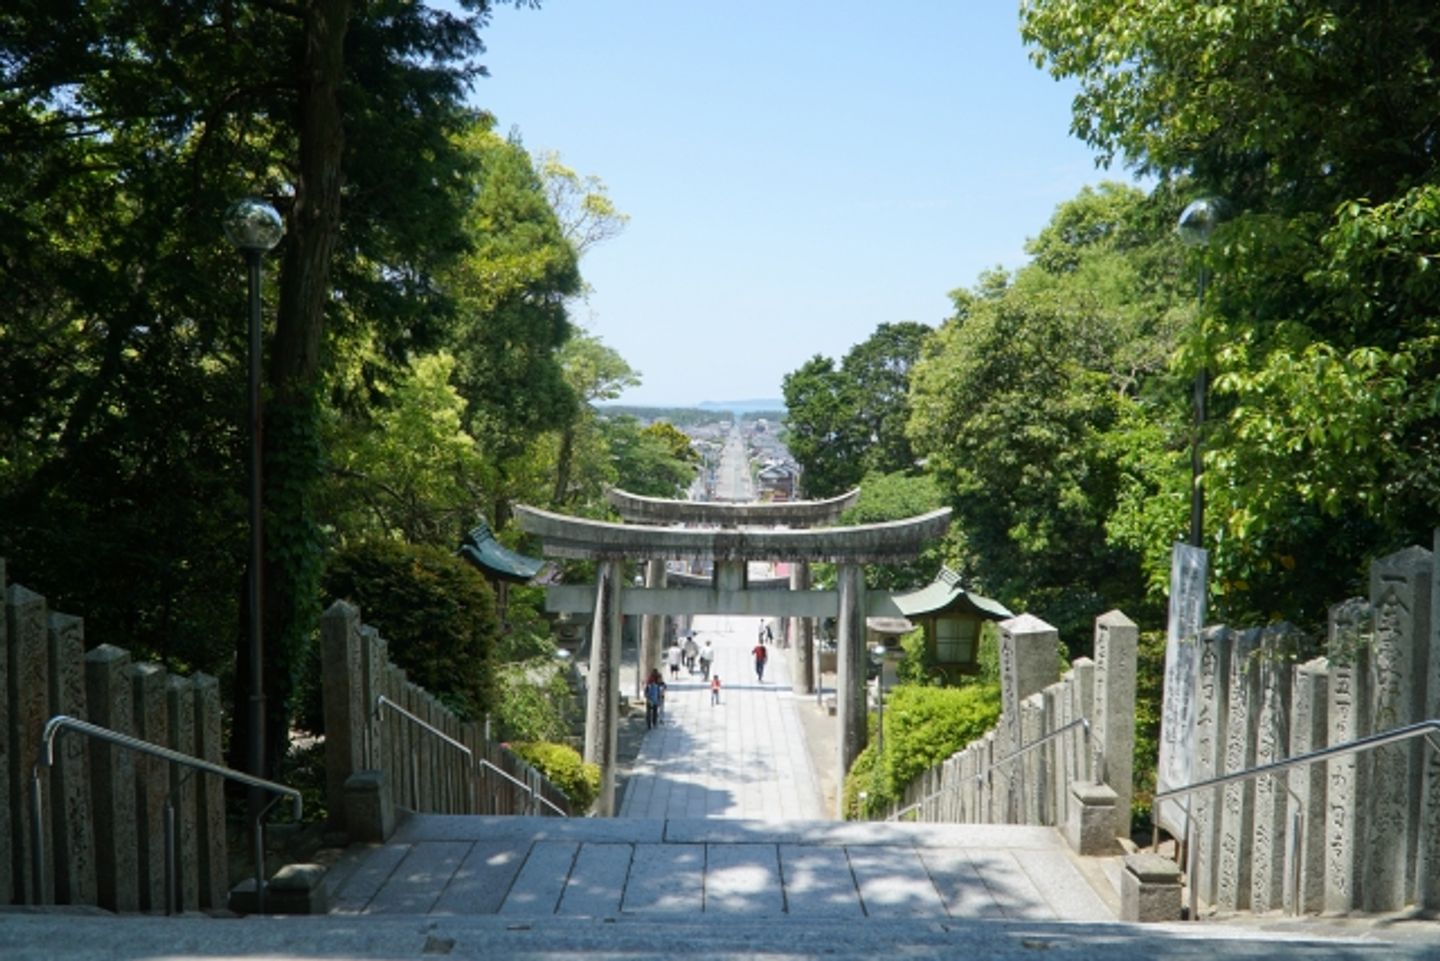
3 814 1438 960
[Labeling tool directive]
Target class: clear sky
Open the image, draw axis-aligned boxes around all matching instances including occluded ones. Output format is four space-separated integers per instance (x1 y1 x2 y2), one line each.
471 2 1130 407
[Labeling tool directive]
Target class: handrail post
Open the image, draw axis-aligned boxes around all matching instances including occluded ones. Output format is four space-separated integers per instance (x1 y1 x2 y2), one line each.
165 798 177 916
30 768 46 905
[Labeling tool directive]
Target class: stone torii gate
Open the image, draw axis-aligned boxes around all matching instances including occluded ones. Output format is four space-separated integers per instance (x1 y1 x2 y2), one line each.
514 491 951 816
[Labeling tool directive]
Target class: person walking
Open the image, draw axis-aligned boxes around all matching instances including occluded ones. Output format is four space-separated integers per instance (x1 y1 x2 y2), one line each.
682 633 699 672
751 641 768 683
710 674 722 705
644 671 664 729
698 639 714 680
666 641 683 679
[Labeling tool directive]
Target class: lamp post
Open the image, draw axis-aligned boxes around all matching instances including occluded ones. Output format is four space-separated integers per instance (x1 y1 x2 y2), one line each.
1177 197 1224 548
223 197 283 908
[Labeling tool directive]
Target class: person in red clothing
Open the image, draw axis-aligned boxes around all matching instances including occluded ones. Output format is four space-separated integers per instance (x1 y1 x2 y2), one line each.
710 674 721 705
751 642 768 682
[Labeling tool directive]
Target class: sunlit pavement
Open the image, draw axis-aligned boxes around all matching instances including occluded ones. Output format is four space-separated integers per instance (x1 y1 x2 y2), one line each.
619 613 825 820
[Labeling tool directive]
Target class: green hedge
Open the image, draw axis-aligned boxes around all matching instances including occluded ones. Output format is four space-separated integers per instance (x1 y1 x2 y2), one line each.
321 538 498 722
842 682 1002 819
508 741 600 813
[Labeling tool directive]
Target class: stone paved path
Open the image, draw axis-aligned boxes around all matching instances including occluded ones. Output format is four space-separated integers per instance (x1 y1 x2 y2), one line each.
619 612 825 820
321 815 1116 920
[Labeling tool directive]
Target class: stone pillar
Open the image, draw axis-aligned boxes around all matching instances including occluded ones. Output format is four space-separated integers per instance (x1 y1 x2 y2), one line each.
167 676 198 911
1215 627 1261 913
835 563 868 811
1250 623 1297 914
0 566 10 907
1019 693 1044 824
84 644 138 912
8 584 50 904
790 562 815 695
1158 542 1208 839
1422 529 1440 910
639 559 667 699
1093 610 1137 840
585 560 623 817
1071 658 1095 783
192 673 228 910
1191 625 1232 910
46 613 95 907
1285 657 1329 915
320 601 366 827
998 613 1060 744
131 662 169 912
1325 598 1371 914
1364 546 1429 912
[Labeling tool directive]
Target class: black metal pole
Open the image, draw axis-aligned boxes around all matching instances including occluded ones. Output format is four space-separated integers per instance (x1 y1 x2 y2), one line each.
1189 267 1209 549
244 247 267 912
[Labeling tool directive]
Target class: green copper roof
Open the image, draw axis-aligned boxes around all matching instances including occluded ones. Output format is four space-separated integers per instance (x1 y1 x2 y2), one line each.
892 567 1013 621
459 521 544 584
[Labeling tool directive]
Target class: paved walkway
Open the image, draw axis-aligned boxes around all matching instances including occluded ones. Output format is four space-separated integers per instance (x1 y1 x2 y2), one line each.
619 613 825 820
320 815 1115 920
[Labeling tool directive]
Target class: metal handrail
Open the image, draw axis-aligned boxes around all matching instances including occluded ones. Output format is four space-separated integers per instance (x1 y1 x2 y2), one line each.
33 714 301 915
888 716 1101 822
1154 718 1440 921
374 695 567 817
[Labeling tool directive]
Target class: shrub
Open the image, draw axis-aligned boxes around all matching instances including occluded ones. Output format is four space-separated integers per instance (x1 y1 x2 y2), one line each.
493 658 577 743
843 681 1002 819
509 741 599 813
320 539 498 722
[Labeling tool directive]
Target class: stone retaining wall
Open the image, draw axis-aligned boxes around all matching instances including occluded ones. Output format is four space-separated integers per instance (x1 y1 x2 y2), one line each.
890 609 1137 838
319 600 573 828
1 560 228 911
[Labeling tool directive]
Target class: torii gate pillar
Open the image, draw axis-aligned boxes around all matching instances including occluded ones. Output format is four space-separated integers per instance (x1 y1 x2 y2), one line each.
835 563 869 813
584 559 623 816
638 558 667 696
790 562 815 694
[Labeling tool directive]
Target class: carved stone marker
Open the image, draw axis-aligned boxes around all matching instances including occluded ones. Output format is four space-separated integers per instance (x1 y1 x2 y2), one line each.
1191 624 1231 909
1324 597 1371 914
1093 610 1137 839
46 612 95 906
1215 627 1260 913
1158 542 1208 837
1250 623 1298 913
1286 656 1329 915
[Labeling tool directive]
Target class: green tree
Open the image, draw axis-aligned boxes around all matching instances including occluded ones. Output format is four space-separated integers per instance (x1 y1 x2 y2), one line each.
1021 1 1440 626
781 356 865 498
840 322 931 476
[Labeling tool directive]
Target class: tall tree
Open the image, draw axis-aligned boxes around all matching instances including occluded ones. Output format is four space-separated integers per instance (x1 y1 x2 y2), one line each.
781 356 866 498
840 321 931 476
1021 0 1440 624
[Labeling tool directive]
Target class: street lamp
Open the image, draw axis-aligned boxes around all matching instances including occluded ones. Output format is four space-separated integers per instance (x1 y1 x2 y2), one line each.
1177 197 1225 548
223 197 283 908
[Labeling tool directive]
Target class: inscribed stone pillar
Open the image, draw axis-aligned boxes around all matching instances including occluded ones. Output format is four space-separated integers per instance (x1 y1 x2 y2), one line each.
321 601 365 827
46 613 95 907
167 675 199 911
1071 658 1095 784
1364 546 1429 912
790 562 815 695
584 560 622 817
131 662 169 912
361 628 385 771
84 644 138 912
1158 542 1208 838
835 564 869 814
1093 610 1137 839
0 567 10 906
1250 623 1298 914
1020 693 1044 824
1423 529 1440 909
7 584 51 903
191 673 228 910
998 614 1061 739
639 558 666 699
1215 627 1261 913
1191 625 1232 909
1285 657 1329 915
1045 686 1065 825
1324 598 1371 914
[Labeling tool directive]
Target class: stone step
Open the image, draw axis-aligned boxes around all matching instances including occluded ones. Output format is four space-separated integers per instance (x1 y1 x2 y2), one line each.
0 911 1434 960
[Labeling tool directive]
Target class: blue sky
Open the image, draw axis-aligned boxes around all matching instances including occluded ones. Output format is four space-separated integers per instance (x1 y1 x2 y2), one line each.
471 2 1133 407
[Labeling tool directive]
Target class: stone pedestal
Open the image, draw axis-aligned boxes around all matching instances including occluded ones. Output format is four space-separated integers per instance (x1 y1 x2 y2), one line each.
1121 853 1184 922
1066 782 1119 856
344 770 395 843
229 863 329 915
